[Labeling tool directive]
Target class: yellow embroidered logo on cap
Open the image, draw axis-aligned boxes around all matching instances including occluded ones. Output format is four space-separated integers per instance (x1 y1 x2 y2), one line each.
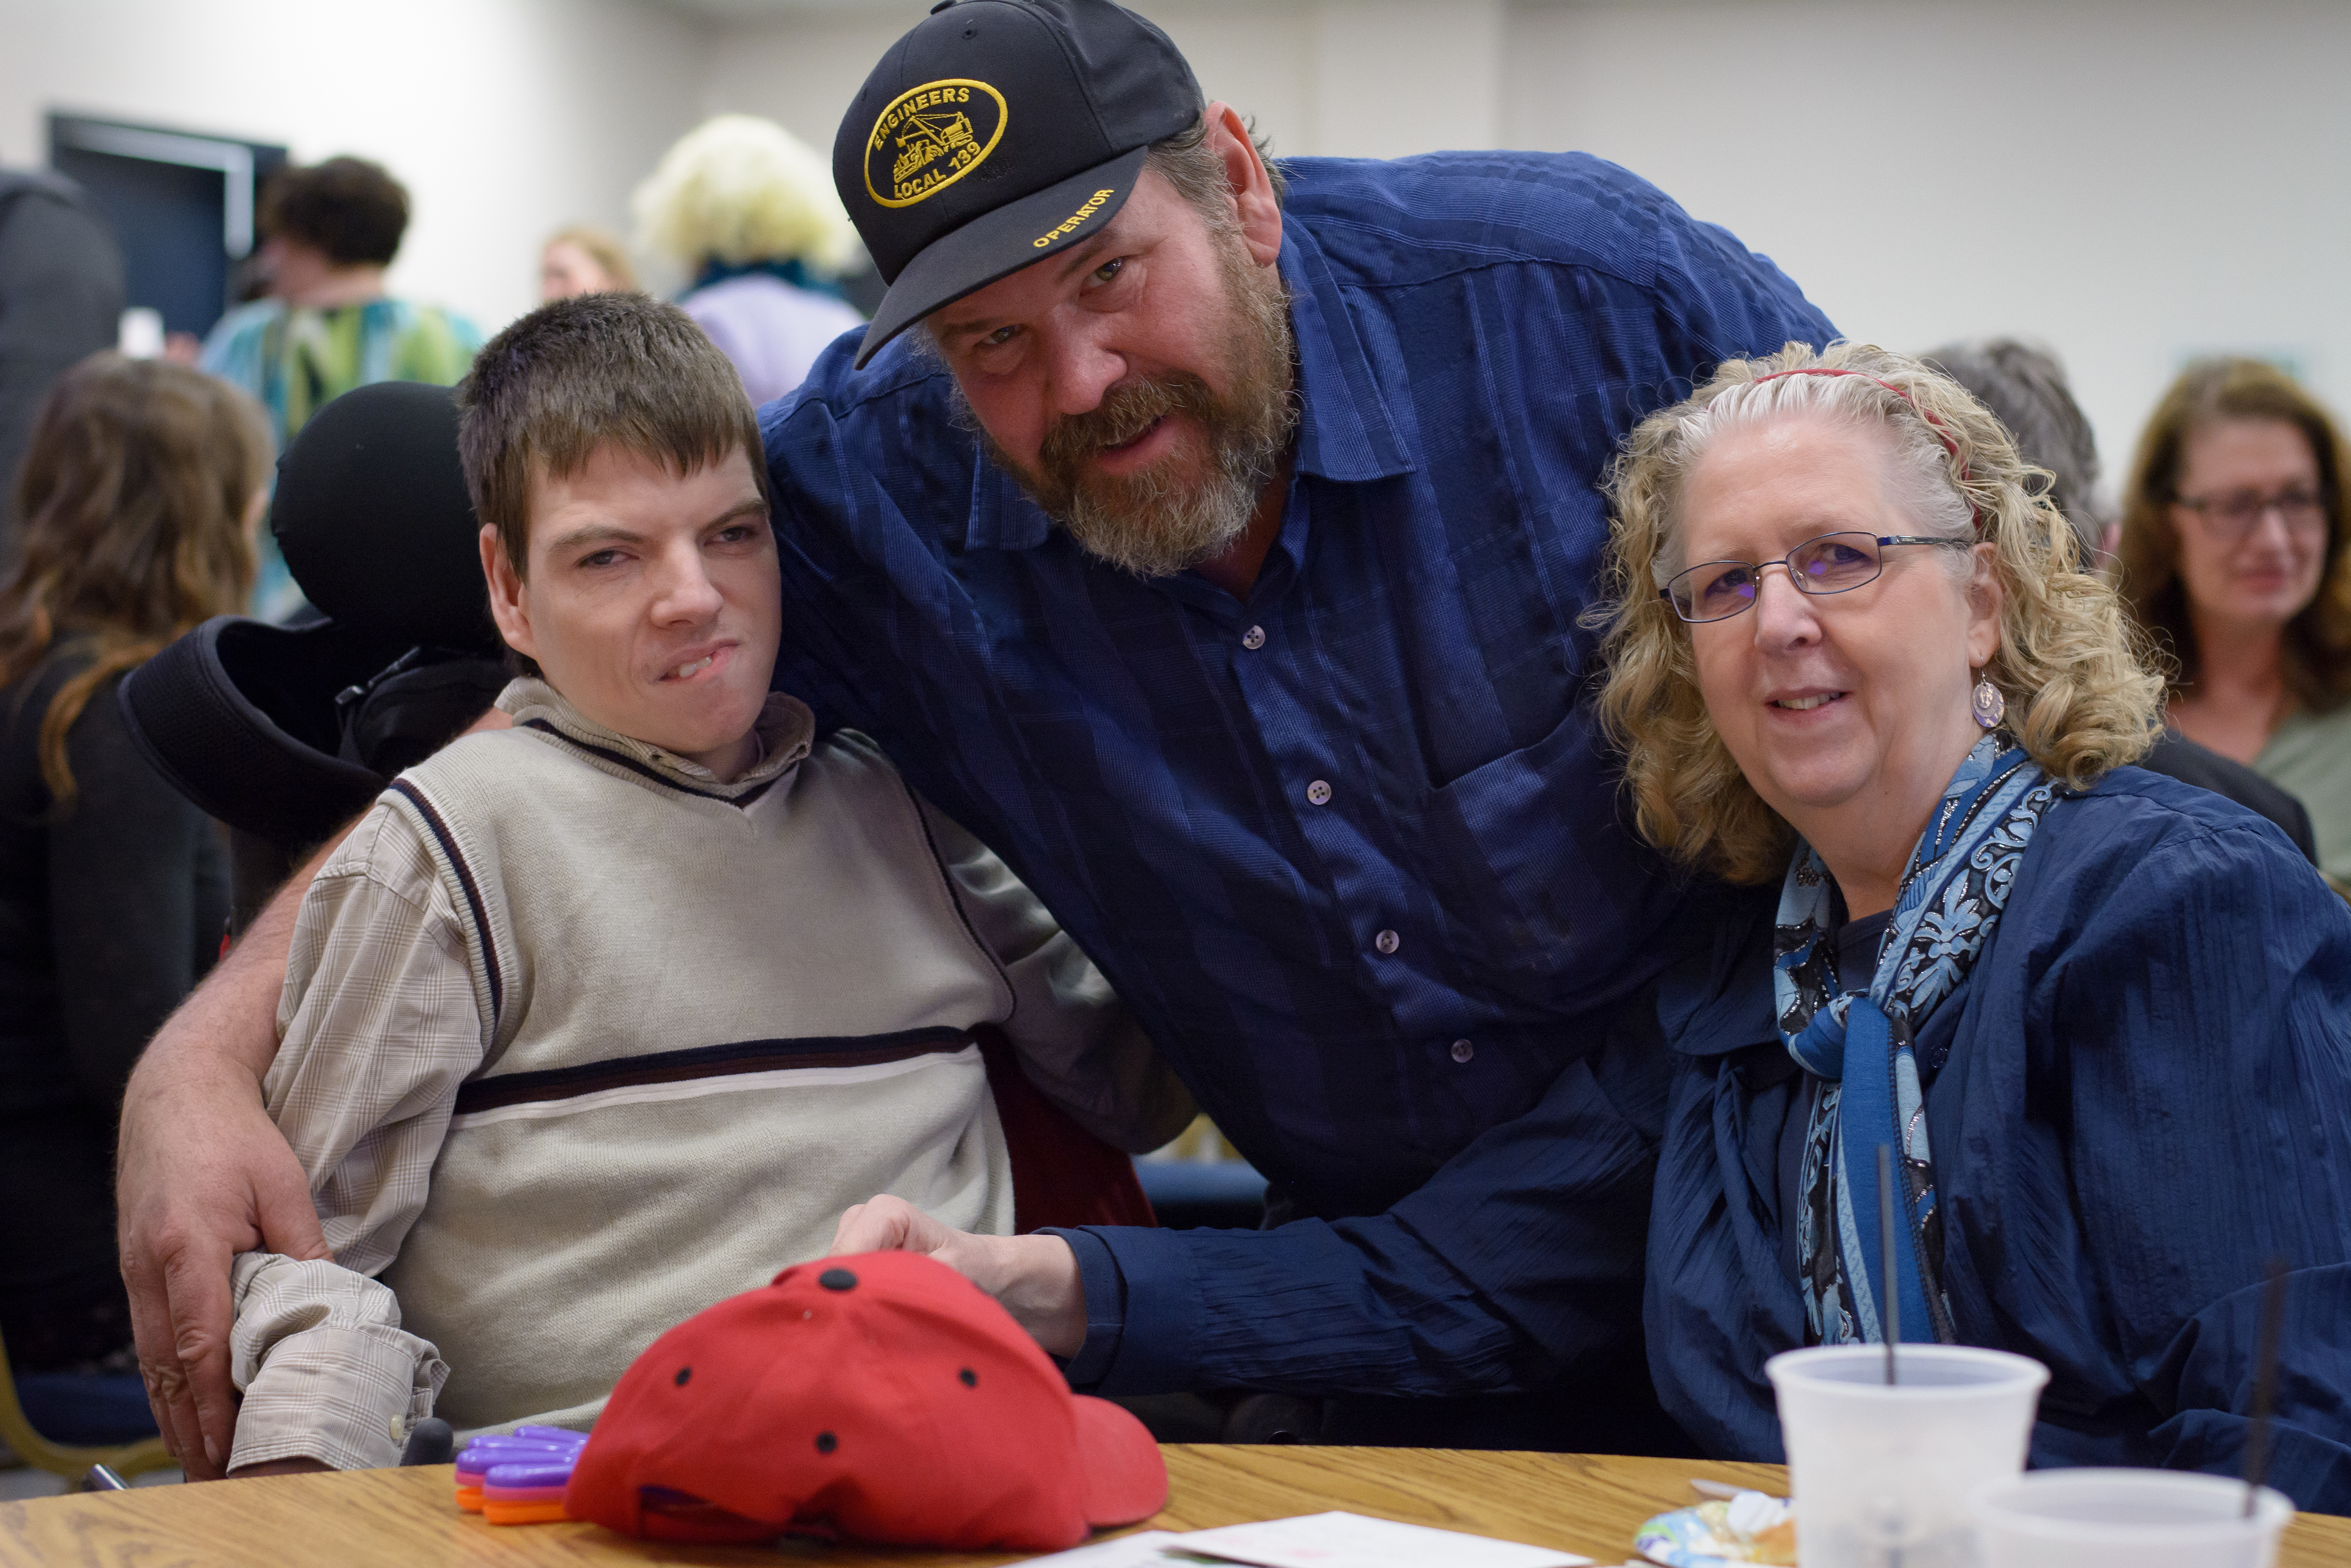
865 78 1008 208
1034 188 1117 249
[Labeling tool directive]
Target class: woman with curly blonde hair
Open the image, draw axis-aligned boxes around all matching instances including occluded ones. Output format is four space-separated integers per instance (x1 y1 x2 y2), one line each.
632 115 866 406
1593 341 2351 1507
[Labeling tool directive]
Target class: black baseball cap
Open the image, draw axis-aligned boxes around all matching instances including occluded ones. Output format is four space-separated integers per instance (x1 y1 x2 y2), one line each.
833 0 1203 368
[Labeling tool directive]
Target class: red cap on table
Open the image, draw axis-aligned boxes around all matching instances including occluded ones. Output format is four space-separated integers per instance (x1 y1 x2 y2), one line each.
564 1250 1166 1548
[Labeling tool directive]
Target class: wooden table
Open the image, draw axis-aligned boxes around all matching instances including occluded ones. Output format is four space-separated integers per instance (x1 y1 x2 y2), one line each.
4 1445 2346 1567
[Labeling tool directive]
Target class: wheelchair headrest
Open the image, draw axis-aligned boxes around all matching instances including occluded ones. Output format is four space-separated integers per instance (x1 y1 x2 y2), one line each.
119 381 510 852
271 380 500 655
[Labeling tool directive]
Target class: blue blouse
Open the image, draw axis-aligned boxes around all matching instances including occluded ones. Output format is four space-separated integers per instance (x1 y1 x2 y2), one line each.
1644 766 2351 1514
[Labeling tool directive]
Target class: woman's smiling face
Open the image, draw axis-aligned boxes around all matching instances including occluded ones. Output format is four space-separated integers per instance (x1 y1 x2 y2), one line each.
1680 415 2001 851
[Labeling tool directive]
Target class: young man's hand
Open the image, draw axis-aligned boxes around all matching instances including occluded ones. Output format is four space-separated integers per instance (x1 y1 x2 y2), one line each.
827 1195 1086 1358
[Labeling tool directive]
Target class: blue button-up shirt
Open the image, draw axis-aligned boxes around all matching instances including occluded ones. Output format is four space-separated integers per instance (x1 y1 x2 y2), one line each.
763 150 1833 1405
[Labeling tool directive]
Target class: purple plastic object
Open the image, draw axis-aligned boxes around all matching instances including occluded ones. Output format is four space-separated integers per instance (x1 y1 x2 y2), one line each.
511 1425 589 1446
485 1460 579 1491
456 1433 587 1484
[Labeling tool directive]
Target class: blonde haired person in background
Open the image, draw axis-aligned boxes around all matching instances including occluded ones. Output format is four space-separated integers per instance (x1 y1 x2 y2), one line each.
2115 358 2351 887
0 355 269 1418
633 115 865 406
538 226 637 300
1595 341 2351 1508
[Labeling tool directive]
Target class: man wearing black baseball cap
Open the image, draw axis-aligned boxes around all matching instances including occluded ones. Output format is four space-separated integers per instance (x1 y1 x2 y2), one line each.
120 0 1834 1461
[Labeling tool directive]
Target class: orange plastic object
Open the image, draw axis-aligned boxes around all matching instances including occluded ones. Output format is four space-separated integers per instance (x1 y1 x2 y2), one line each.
483 1498 571 1526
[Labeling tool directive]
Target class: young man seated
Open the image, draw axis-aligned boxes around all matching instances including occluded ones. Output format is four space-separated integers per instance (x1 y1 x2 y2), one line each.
223 293 1194 1475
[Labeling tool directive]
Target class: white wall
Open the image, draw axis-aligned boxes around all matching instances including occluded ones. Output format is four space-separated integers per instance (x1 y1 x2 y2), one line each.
705 0 2351 501
1503 0 2351 508
0 0 712 337
8 0 2345 493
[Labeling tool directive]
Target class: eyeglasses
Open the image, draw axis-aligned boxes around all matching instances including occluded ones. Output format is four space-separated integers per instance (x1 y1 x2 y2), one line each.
1661 531 1976 624
2172 487 2329 544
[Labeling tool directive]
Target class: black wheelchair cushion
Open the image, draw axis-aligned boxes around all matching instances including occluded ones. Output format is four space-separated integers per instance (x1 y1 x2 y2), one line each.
120 616 410 849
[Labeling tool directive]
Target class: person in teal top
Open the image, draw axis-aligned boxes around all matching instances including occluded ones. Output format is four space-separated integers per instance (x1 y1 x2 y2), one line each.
2117 357 2351 892
200 156 480 620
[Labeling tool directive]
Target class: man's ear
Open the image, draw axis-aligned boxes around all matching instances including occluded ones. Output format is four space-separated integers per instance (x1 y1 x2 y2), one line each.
479 523 538 663
1202 101 1282 269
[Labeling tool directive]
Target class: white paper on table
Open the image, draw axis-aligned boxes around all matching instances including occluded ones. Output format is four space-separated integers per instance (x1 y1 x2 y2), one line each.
1165 1510 1593 1568
1013 1529 1225 1567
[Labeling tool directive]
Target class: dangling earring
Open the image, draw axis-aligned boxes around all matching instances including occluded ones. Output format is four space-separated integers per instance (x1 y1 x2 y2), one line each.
1971 673 2006 730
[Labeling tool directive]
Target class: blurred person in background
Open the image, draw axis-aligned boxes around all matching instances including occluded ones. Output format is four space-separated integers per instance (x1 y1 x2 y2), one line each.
200 156 480 620
1927 339 2318 861
538 225 637 300
634 115 865 406
0 167 125 567
0 354 269 1396
2117 358 2351 887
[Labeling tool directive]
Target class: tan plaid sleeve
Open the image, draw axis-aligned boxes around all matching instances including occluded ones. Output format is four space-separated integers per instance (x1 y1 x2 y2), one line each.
266 801 485 1276
227 802 483 1471
916 796 1196 1153
226 1253 449 1473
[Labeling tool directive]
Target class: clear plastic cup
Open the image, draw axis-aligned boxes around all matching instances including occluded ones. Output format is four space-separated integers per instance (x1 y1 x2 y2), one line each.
1971 1469 2293 1568
1766 1344 2050 1568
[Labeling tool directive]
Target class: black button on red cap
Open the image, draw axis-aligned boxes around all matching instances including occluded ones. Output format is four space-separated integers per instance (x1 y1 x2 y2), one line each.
819 1268 859 1292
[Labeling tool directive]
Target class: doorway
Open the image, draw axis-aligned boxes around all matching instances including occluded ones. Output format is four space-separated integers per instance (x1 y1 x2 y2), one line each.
48 114 287 342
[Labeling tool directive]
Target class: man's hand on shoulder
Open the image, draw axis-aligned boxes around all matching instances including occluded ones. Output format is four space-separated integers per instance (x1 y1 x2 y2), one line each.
828 1195 1085 1358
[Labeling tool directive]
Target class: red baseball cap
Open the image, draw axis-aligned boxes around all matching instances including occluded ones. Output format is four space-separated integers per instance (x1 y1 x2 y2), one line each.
564 1251 1167 1548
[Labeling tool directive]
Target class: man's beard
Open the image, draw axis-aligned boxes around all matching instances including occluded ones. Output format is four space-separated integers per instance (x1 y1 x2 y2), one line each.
976 229 1298 579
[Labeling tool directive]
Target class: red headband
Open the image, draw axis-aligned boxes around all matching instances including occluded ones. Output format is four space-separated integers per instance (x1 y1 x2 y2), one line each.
1746 367 1982 528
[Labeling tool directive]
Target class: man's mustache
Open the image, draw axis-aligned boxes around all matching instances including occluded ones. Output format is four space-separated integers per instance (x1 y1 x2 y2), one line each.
1039 375 1219 475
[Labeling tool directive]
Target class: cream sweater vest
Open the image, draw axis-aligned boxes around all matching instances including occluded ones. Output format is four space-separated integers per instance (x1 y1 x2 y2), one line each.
380 682 1015 1430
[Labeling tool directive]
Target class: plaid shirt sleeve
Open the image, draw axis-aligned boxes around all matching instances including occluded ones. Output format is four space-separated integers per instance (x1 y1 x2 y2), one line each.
226 802 481 1471
918 796 1196 1154
227 1253 448 1472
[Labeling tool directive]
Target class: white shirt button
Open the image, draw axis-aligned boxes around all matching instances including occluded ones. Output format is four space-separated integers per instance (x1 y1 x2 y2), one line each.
1241 625 1266 650
1450 1038 1475 1063
1306 780 1333 806
1374 928 1401 956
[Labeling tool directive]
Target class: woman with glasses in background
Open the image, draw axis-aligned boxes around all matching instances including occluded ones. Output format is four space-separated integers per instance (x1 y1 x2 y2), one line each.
1594 342 2351 1509
2117 358 2351 887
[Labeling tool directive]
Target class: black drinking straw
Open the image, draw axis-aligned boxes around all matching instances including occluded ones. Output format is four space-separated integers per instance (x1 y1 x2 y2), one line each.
1877 1143 1900 1385
2243 1256 2289 1517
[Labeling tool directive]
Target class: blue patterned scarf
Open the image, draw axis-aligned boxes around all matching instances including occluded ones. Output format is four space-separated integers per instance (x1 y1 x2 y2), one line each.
1774 735 2057 1345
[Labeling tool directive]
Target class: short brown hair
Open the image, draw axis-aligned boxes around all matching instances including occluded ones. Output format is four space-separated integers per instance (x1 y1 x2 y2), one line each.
260 156 410 267
1 354 270 807
457 292 768 585
2114 357 2351 712
1145 112 1287 216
